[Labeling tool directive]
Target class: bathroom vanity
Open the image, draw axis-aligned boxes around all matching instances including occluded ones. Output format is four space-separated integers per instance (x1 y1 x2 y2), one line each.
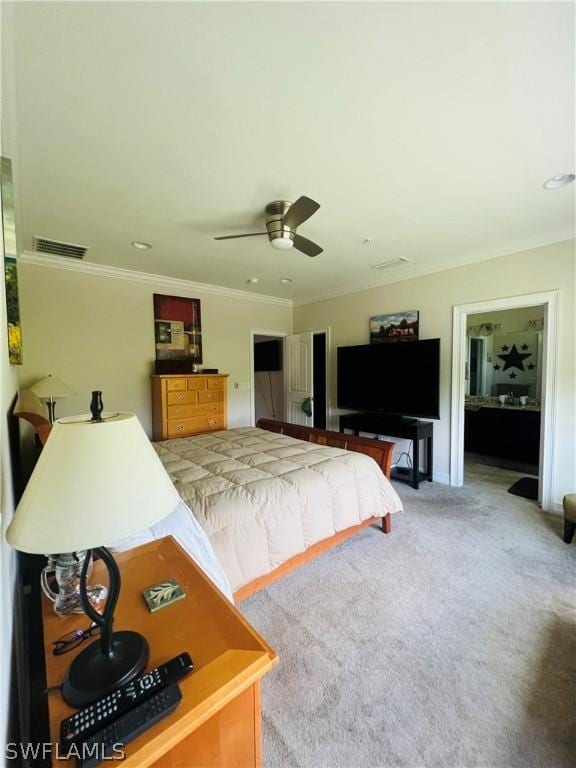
464 400 541 464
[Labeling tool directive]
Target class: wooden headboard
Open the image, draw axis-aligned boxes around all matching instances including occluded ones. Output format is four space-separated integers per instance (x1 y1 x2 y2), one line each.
256 419 394 479
13 390 52 445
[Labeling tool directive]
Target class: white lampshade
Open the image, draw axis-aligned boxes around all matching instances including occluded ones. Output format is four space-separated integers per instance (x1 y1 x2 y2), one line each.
30 374 76 400
6 413 180 554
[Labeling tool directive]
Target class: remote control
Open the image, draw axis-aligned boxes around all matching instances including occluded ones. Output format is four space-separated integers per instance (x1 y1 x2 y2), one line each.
76 683 182 768
60 652 193 745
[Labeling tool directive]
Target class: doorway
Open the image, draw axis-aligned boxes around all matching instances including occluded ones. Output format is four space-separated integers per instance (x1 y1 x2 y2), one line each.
252 332 286 425
463 307 544 499
313 331 327 429
451 291 559 511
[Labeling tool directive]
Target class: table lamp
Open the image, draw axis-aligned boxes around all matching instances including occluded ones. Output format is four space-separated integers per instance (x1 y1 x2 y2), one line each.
6 405 181 707
30 374 76 422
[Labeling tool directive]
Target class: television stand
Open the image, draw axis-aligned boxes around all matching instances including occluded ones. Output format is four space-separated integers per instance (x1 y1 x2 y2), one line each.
339 412 433 489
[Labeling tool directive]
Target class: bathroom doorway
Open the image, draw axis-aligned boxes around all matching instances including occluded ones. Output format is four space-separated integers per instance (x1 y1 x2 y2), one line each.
451 291 559 511
463 307 544 499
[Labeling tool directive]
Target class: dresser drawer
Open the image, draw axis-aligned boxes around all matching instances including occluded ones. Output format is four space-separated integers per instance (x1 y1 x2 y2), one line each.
168 402 224 419
167 414 225 438
187 377 207 391
198 390 224 404
168 404 199 419
207 377 224 390
166 378 187 392
167 390 198 405
194 402 224 417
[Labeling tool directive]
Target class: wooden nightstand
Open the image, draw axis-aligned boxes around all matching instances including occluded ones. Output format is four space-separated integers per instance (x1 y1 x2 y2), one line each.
42 537 278 767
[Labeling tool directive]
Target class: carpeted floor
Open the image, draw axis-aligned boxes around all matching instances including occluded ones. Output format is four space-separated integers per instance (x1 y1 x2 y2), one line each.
241 463 576 768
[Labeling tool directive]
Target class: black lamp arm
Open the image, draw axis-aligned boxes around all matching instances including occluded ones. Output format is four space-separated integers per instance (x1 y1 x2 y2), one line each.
79 546 121 659
79 550 102 627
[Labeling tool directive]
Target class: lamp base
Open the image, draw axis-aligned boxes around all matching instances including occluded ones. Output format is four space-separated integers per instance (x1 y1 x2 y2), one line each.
62 631 149 707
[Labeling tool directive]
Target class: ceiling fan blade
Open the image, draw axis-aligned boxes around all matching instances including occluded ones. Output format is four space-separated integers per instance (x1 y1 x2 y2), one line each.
214 232 267 241
293 234 323 257
283 196 320 229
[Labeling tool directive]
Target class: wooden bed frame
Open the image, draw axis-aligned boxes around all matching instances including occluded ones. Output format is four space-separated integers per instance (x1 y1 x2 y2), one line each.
231 420 395 601
14 399 396 603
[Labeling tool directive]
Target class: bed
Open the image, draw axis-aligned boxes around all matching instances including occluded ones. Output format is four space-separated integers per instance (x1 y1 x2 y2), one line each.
15 392 402 603
153 421 403 600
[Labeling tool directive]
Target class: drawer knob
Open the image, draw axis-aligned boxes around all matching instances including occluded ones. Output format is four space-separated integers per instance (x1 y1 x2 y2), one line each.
176 424 184 432
210 406 216 412
177 394 184 401
176 409 183 415
208 394 215 400
209 420 216 426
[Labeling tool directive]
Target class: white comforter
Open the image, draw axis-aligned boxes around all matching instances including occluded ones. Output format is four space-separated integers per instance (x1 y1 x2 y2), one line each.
154 427 403 592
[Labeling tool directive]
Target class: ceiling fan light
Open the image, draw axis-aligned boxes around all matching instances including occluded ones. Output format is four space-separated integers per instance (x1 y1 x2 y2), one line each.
270 238 293 251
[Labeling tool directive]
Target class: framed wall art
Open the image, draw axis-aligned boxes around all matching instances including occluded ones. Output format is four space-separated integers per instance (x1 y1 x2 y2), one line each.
153 294 202 373
1 157 23 365
370 310 419 344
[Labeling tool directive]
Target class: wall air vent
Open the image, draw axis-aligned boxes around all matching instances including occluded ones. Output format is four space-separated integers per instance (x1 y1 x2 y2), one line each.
371 257 411 270
33 236 88 260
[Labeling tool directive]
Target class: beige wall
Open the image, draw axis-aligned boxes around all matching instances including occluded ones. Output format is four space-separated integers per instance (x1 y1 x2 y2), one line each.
18 264 292 434
294 239 575 506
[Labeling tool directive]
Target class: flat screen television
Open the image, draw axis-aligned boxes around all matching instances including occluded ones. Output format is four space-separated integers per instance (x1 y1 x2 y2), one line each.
337 338 440 419
254 339 283 372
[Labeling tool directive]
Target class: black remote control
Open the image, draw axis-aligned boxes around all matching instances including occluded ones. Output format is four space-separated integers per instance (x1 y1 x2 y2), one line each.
76 683 182 768
60 652 193 745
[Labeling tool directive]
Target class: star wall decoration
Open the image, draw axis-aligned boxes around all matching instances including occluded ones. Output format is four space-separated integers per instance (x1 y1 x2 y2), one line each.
521 343 529 351
497 344 532 372
501 344 509 352
493 364 501 370
509 372 517 379
527 363 535 370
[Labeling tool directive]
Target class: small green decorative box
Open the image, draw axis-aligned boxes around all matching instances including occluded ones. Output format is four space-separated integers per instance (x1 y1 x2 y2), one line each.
142 579 186 613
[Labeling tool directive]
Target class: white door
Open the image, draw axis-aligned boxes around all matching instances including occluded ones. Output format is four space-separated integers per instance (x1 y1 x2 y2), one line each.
284 332 314 426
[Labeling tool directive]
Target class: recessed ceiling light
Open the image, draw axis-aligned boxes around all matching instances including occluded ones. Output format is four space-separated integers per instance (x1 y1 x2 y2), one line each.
543 174 575 190
246 277 259 285
279 278 292 284
131 240 152 249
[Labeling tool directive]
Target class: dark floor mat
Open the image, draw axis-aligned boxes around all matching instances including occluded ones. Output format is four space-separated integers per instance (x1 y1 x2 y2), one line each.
508 476 539 500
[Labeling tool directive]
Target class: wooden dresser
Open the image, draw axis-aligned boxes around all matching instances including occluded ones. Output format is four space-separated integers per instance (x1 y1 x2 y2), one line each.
42 537 278 767
151 373 228 441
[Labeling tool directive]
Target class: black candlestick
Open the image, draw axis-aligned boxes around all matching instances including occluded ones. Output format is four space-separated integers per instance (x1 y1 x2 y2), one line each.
90 391 103 422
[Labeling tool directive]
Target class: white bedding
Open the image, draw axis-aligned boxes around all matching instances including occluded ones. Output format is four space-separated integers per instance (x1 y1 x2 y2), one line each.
110 501 234 601
154 427 403 593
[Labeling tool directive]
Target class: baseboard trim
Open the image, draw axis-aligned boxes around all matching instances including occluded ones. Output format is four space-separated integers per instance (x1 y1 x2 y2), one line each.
433 472 450 485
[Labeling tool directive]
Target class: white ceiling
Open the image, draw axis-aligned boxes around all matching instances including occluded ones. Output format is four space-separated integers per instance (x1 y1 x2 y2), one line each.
5 1 575 303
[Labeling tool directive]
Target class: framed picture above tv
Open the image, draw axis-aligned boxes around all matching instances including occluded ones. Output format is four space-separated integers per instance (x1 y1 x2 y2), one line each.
370 310 419 343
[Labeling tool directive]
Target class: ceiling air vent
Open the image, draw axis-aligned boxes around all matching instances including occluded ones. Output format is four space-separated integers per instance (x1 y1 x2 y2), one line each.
34 236 88 260
371 257 411 270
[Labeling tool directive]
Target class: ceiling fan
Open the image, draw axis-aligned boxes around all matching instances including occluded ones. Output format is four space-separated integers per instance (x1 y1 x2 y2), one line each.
214 196 323 257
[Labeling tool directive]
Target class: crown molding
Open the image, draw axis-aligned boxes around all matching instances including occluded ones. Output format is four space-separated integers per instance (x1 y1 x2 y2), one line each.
19 251 293 308
293 234 574 307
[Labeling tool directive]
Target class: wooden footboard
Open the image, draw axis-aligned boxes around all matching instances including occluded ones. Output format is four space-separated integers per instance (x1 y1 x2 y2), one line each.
234 513 390 602
256 418 394 479
233 420 396 602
